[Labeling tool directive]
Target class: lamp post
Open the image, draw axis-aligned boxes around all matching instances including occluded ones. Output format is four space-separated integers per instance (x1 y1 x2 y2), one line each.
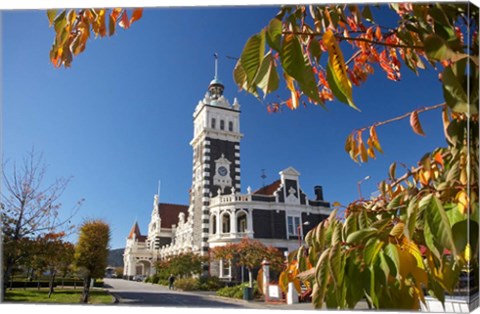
297 221 310 247
357 175 371 200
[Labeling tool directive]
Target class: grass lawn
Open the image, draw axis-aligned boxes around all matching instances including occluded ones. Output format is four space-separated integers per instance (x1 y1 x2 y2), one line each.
5 288 114 304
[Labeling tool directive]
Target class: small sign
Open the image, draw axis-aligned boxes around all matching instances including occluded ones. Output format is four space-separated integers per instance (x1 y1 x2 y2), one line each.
268 285 280 299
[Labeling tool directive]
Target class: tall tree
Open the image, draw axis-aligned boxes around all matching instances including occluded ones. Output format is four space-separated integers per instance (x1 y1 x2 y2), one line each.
1 149 82 300
31 232 75 298
74 219 110 303
235 3 478 310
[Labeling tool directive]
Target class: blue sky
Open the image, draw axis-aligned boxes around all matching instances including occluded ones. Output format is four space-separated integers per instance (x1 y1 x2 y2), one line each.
2 6 448 249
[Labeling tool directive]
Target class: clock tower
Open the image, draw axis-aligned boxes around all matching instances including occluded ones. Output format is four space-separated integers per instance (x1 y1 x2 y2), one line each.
190 61 243 256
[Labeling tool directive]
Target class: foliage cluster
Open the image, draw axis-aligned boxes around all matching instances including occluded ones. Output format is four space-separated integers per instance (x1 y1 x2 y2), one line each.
174 277 200 291
234 3 479 310
216 281 260 299
210 238 285 287
46 8 143 67
154 252 208 280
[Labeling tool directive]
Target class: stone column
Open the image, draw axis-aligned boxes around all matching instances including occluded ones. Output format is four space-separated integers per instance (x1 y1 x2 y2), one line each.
287 282 299 304
261 259 270 302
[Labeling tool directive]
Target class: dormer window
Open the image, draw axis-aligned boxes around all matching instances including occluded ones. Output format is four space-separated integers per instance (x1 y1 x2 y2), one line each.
211 118 216 129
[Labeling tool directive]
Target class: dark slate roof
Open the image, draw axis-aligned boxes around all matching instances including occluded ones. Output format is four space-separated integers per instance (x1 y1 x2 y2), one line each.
158 203 189 229
253 180 281 195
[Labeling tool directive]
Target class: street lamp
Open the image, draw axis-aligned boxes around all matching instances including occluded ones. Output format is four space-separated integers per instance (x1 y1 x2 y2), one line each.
297 221 310 247
357 175 371 200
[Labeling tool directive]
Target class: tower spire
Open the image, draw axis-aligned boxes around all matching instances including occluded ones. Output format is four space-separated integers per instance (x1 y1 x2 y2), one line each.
214 52 219 80
208 52 224 100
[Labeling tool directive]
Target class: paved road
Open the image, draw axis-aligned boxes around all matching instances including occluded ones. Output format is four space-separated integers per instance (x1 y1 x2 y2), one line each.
103 278 263 309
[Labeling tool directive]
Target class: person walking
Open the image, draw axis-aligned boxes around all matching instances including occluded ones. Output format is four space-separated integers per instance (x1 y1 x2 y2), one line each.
168 274 176 290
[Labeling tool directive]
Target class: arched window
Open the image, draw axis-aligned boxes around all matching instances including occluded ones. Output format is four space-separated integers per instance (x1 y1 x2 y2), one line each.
211 215 217 235
237 211 247 233
222 213 230 233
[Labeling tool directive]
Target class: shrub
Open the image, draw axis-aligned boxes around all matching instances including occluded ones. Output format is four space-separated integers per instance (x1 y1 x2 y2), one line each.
157 279 169 286
198 276 224 291
174 277 199 291
216 281 260 299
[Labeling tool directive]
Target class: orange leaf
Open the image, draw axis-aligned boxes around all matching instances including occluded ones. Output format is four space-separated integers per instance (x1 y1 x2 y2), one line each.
375 26 382 41
433 152 444 167
111 8 122 21
130 8 143 24
410 111 426 136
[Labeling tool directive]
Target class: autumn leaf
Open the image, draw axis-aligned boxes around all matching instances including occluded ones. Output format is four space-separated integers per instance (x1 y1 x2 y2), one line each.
323 30 356 110
119 10 130 29
409 111 426 136
130 8 143 24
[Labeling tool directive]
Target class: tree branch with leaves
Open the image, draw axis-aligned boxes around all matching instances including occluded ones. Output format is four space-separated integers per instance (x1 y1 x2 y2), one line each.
234 3 478 310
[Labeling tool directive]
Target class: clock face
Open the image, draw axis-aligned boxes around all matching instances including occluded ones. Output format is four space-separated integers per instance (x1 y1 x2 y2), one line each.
218 166 228 176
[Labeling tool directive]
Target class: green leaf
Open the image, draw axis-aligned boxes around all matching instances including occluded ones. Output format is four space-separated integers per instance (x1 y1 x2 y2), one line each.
314 249 330 308
266 18 282 52
253 52 279 98
308 38 322 64
53 10 67 33
362 5 373 22
346 227 377 244
364 238 384 265
343 212 358 238
383 243 400 278
406 198 419 240
452 220 478 254
281 33 322 104
424 34 456 61
442 65 470 114
239 30 266 86
428 273 446 308
233 61 259 98
280 33 305 82
358 210 371 229
378 253 391 285
387 193 404 210
421 194 456 258
326 61 358 110
328 241 343 288
47 10 58 26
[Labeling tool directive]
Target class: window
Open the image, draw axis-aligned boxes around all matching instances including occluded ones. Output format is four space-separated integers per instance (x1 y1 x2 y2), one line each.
220 259 231 278
237 212 247 233
222 213 230 233
287 216 301 236
211 118 216 129
211 215 217 235
228 121 233 132
220 120 225 130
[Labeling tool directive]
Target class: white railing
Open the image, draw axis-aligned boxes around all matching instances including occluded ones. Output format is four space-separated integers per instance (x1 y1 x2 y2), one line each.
210 194 251 206
208 231 253 241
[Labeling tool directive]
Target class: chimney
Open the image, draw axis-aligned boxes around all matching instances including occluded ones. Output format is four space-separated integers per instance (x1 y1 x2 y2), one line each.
314 186 324 201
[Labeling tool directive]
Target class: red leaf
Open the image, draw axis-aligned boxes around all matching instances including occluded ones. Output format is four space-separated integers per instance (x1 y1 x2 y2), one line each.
119 10 130 29
410 111 426 136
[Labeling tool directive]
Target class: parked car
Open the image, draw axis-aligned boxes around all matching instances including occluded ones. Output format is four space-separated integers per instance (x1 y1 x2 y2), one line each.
133 275 147 282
